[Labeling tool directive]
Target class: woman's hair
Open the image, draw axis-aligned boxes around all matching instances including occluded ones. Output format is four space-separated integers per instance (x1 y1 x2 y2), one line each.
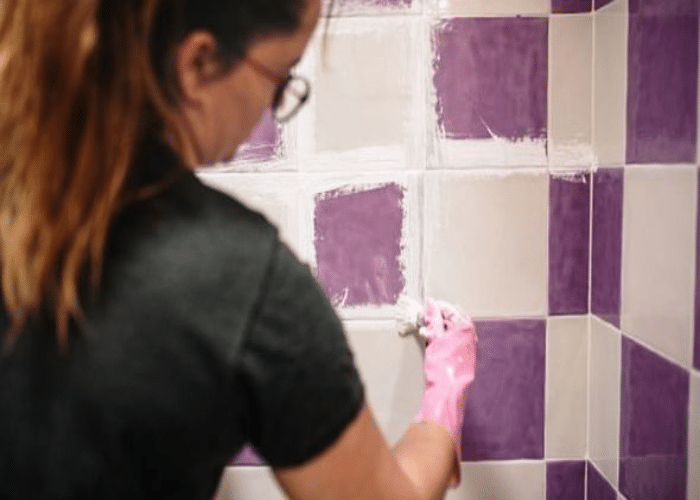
0 0 304 350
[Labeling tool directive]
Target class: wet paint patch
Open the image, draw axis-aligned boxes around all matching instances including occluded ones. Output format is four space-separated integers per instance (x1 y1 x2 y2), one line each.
314 183 406 307
433 17 548 142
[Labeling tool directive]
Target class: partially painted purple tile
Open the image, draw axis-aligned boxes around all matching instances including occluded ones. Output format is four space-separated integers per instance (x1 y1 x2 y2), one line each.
626 13 698 164
461 320 545 460
591 168 624 328
230 444 265 466
433 18 548 141
595 0 615 9
619 336 690 500
696 167 700 370
326 0 411 13
314 183 405 307
553 0 592 13
549 173 590 315
588 462 617 500
546 461 585 500
234 110 280 162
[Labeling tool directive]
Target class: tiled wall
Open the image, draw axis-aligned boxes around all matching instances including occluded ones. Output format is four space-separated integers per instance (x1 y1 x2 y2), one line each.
204 0 700 499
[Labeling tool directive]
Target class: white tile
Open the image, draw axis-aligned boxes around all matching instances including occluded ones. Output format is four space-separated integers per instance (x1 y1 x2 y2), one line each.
435 0 549 16
445 461 545 500
215 467 287 500
549 15 594 169
196 172 301 256
425 170 548 318
545 316 589 459
688 372 700 500
343 320 424 445
588 316 621 488
593 2 628 165
297 17 424 169
621 166 697 368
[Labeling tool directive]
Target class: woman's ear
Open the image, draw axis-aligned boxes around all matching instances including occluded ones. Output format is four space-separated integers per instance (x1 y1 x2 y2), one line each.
174 31 222 106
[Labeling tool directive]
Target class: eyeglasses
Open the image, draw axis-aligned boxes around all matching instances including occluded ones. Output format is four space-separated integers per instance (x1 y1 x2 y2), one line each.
244 56 311 123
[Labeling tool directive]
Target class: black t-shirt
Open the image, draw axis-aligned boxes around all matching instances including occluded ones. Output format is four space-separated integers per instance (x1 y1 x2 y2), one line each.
0 141 365 500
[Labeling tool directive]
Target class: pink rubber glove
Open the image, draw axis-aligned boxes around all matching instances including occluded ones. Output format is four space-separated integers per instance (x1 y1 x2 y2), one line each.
414 299 478 488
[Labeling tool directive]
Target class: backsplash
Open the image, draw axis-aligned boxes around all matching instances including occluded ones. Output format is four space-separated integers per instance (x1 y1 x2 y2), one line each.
204 1 700 499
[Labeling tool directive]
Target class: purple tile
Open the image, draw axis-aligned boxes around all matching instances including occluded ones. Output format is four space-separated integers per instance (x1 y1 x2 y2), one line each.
314 183 405 307
433 18 548 141
549 173 591 315
626 13 698 164
591 168 624 328
460 319 545 461
234 110 280 162
619 455 688 500
553 0 592 13
546 461 585 500
619 336 690 500
230 444 265 466
595 0 615 9
629 0 698 15
588 462 617 500
696 167 700 370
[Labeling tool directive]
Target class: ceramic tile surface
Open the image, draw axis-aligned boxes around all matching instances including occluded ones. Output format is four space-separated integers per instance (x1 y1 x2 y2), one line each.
461 320 546 461
588 462 618 500
589 317 622 487
626 10 699 163
546 317 588 459
437 0 550 16
233 111 281 163
445 462 545 500
215 467 286 500
619 336 690 500
688 373 700 500
593 6 628 164
314 23 413 154
546 461 585 500
433 18 548 142
343 320 423 445
621 166 697 368
552 0 592 12
591 168 624 328
549 15 594 166
549 173 590 315
314 183 406 307
425 171 548 318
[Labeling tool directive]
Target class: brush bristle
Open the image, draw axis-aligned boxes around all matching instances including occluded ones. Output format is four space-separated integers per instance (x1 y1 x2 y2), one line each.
395 297 426 338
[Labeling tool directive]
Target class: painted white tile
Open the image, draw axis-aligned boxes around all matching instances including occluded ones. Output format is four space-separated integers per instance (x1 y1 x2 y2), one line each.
343 320 424 445
545 316 589 459
621 166 697 368
435 0 549 16
445 461 545 500
688 372 700 500
196 172 301 256
593 2 628 165
297 17 424 169
549 15 594 169
425 170 548 318
588 316 621 488
215 467 286 500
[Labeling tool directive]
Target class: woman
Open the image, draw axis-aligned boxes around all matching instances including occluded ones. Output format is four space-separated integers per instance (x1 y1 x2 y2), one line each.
0 0 477 499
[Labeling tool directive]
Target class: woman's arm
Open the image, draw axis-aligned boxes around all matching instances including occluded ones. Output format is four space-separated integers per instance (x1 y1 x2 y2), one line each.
274 402 456 500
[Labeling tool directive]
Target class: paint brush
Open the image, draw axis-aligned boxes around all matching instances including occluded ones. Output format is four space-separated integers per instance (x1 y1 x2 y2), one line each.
395 296 428 341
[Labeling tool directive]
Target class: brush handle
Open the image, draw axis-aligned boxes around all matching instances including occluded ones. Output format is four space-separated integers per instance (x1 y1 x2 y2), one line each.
414 299 477 488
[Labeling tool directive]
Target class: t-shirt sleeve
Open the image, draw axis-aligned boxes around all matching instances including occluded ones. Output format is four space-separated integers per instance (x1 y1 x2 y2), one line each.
236 240 365 468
